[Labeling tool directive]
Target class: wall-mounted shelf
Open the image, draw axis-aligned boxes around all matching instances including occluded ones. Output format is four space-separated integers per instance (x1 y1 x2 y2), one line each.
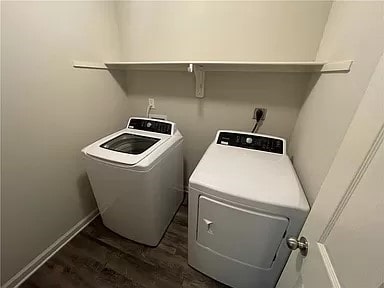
73 60 353 98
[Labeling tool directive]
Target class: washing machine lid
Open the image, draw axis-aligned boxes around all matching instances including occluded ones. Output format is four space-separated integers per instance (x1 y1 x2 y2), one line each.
82 128 171 166
189 130 309 212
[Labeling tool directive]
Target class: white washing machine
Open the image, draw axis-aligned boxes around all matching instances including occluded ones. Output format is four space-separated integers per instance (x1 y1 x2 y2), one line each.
82 117 184 246
188 130 309 288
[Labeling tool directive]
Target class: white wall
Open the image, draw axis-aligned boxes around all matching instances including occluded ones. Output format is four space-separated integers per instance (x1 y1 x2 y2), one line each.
123 71 313 181
115 1 332 179
1 1 129 284
116 1 331 61
289 1 384 205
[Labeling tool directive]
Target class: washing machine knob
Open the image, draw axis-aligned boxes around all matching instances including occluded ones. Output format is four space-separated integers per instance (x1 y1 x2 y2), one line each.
146 122 152 128
246 137 253 144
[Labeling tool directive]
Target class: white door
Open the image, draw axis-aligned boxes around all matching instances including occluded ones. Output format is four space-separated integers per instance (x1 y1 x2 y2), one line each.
278 54 384 288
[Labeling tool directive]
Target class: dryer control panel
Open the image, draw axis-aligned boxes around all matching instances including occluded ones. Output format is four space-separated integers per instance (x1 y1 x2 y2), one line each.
216 131 285 155
127 117 174 135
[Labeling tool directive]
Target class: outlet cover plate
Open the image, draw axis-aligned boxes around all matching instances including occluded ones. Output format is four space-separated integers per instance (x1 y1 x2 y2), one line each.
149 113 168 120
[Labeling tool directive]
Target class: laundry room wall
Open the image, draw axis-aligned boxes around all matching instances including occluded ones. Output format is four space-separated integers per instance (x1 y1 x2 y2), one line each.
1 1 129 285
115 1 332 181
115 1 331 61
121 71 312 183
289 1 384 205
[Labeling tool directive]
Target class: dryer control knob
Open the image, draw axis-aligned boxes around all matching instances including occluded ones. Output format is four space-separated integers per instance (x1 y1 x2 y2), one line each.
146 122 152 128
246 137 253 144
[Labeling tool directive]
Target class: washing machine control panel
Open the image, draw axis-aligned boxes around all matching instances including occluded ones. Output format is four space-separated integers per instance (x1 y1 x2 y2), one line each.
127 118 174 135
217 131 284 154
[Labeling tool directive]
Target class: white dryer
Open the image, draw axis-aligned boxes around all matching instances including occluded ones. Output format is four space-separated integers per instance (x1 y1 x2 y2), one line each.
188 130 309 288
82 117 184 246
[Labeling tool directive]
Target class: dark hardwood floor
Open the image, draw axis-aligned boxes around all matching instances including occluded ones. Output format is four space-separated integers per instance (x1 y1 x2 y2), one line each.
21 205 226 288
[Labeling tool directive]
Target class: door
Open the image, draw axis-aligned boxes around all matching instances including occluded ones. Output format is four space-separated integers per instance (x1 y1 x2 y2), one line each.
278 53 384 288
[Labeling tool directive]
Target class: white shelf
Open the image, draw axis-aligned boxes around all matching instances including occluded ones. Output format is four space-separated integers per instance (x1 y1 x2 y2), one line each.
73 60 353 97
105 61 328 72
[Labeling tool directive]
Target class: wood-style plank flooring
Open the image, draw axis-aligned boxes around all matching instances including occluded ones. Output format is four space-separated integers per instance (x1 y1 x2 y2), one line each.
21 205 226 288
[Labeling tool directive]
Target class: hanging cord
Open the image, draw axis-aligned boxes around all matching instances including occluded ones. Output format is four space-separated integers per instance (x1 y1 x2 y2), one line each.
252 119 264 133
146 104 153 118
252 122 258 133
252 108 266 133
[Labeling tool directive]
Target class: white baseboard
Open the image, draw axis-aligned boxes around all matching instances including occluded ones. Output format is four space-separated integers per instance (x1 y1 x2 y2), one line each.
2 209 99 288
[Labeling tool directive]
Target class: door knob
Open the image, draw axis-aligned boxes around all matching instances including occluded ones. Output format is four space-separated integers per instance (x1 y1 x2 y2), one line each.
287 236 308 256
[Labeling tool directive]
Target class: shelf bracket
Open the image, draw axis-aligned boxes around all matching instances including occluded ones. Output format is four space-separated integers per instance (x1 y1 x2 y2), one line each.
190 64 205 98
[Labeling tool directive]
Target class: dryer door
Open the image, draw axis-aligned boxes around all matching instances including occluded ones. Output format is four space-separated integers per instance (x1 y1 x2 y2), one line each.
197 196 288 269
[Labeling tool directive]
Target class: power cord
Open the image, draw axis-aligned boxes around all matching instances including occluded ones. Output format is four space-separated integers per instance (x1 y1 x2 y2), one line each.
252 108 267 133
146 104 154 118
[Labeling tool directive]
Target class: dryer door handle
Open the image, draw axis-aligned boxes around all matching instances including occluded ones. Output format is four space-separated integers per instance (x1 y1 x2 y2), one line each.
203 219 214 235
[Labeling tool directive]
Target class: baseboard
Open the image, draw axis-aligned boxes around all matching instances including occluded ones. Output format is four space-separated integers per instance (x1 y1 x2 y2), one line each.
2 209 99 288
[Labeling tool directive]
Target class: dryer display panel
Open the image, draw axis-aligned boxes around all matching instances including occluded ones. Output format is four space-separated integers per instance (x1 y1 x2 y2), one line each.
217 132 284 154
100 133 160 155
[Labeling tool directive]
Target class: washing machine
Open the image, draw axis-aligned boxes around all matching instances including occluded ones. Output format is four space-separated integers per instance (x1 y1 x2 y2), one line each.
188 130 309 288
82 117 184 246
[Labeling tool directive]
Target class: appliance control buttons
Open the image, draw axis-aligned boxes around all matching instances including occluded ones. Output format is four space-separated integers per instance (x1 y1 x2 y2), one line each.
217 132 284 154
128 118 172 135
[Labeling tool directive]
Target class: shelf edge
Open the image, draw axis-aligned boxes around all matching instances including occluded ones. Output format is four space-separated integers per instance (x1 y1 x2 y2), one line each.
73 61 108 70
321 60 353 72
73 60 353 73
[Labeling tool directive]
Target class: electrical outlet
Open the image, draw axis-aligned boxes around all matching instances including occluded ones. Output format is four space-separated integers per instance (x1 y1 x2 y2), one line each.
149 113 168 120
148 98 155 108
253 108 267 121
